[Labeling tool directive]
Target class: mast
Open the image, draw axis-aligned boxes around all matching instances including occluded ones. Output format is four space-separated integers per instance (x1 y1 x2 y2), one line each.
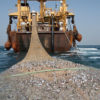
24 0 27 5
40 0 45 22
17 0 21 31
62 0 67 31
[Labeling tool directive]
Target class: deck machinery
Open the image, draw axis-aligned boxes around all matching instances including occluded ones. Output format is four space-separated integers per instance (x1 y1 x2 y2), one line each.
5 0 82 53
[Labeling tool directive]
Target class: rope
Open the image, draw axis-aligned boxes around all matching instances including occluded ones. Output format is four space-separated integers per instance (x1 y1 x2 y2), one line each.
64 31 73 47
68 18 72 31
73 44 82 58
10 67 89 77
64 31 82 58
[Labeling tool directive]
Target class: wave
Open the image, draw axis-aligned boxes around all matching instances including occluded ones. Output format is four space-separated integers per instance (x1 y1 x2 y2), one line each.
60 53 72 56
79 48 98 51
10 48 13 51
89 56 100 59
89 52 100 54
0 52 8 55
69 50 88 55
0 66 9 69
68 48 100 55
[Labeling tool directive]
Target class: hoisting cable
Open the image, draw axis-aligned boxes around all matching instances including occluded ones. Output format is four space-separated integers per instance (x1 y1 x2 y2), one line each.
67 18 81 57
73 43 81 58
68 18 72 31
51 15 54 52
72 24 82 58
64 21 81 58
64 18 73 47
64 32 79 56
64 31 72 47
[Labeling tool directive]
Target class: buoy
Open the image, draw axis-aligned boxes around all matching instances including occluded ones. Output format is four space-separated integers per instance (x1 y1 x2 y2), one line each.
12 42 19 52
5 41 11 50
76 33 82 42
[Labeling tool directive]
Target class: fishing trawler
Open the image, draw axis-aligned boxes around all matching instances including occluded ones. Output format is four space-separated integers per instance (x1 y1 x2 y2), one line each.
5 0 82 53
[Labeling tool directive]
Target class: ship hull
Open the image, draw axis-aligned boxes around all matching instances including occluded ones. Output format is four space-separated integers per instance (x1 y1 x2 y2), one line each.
5 31 74 53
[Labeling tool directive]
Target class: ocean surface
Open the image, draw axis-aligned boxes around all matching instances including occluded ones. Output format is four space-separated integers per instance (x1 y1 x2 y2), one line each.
0 45 100 73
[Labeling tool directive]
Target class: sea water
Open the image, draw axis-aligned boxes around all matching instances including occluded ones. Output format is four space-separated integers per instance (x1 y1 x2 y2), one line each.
56 45 100 69
0 45 100 73
0 46 26 73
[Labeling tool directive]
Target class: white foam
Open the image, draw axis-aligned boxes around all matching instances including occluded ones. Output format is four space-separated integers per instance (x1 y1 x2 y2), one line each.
72 50 88 55
79 48 98 51
60 56 67 58
52 56 57 58
89 56 100 59
89 52 100 54
10 48 13 51
60 53 71 56
3 52 8 55
58 47 100 57
4 48 7 51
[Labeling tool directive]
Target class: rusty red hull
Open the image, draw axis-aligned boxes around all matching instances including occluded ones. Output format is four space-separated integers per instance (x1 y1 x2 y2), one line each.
5 31 75 53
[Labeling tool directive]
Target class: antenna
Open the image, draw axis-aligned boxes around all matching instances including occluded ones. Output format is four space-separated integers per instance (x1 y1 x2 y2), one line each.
24 0 27 5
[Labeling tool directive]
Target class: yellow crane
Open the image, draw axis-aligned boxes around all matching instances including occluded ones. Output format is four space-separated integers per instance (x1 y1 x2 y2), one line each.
5 0 82 53
9 0 74 32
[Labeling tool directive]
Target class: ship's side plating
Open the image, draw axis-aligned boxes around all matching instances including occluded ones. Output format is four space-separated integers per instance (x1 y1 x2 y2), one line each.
5 0 82 53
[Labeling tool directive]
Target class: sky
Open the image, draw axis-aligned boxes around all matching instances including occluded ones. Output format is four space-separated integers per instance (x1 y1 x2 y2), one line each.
0 0 100 46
